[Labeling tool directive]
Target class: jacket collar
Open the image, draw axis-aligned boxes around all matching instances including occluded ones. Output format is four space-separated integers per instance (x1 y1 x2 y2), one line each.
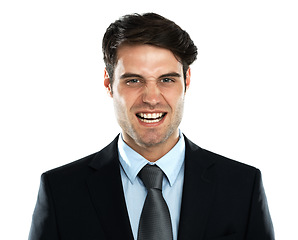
87 135 134 240
178 135 216 240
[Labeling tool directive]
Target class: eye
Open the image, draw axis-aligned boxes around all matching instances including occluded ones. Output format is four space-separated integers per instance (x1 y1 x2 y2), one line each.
126 79 140 85
160 78 174 83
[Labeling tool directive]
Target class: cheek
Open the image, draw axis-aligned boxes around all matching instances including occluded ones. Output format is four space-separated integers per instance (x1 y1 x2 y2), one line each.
113 90 137 116
163 88 185 108
118 86 143 106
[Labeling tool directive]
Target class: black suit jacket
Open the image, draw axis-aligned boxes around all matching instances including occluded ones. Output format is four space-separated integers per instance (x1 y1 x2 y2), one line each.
29 135 274 240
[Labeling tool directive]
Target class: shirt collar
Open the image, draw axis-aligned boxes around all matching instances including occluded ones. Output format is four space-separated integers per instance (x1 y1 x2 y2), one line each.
118 131 185 187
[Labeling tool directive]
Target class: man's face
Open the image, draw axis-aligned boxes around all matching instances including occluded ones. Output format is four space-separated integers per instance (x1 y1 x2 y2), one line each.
105 44 190 150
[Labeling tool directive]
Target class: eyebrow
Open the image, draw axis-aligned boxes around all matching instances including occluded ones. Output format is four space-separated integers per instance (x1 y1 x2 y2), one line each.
120 73 143 79
159 72 181 78
120 72 181 79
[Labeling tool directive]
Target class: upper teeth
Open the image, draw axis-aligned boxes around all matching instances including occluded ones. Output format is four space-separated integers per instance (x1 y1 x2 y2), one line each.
138 113 163 119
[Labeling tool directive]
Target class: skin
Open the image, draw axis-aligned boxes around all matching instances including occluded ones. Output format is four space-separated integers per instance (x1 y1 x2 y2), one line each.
104 44 191 162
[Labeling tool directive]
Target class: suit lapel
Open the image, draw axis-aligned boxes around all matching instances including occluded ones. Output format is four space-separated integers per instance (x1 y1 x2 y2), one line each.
178 137 216 240
86 136 134 240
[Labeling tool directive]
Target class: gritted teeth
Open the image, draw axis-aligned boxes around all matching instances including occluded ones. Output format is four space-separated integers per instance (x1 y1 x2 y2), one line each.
136 112 165 119
136 112 166 124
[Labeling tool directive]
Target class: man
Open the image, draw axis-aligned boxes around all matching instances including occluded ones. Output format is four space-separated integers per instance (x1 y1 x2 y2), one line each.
29 13 274 240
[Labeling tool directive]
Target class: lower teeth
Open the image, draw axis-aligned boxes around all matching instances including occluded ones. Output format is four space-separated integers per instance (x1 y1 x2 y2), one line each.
141 118 161 123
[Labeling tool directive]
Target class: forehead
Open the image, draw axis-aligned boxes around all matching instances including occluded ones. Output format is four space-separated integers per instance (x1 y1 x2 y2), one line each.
115 44 183 76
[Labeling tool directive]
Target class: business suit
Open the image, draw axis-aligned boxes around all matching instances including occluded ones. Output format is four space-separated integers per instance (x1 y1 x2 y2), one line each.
29 135 274 240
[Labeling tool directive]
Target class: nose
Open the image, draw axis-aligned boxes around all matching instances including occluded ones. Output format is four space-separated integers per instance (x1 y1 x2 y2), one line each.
142 83 161 106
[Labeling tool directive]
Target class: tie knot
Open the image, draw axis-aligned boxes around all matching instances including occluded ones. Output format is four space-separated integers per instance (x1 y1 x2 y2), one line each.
138 165 163 190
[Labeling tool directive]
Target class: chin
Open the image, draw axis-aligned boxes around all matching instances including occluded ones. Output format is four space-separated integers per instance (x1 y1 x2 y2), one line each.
137 131 172 148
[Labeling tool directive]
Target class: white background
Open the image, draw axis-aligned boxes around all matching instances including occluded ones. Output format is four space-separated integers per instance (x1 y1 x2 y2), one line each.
1 0 297 239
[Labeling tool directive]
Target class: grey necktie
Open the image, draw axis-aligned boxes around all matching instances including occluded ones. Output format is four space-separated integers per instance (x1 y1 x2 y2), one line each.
137 165 173 240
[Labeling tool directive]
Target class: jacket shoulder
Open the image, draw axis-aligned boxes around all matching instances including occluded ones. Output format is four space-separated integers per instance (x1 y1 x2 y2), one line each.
184 135 258 176
44 135 119 179
202 147 257 171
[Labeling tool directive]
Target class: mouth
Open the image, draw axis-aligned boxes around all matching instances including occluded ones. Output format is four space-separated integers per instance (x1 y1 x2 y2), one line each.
136 112 167 123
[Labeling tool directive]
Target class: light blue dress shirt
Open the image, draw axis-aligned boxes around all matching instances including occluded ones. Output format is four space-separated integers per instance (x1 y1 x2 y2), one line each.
118 131 185 240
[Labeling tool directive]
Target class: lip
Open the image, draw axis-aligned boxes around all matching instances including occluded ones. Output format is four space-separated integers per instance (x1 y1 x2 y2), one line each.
136 111 167 114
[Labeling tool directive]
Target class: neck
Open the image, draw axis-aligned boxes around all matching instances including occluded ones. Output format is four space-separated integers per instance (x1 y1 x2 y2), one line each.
122 130 180 162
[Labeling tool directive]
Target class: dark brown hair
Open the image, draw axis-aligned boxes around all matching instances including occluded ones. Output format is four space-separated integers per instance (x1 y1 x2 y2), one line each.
102 13 198 84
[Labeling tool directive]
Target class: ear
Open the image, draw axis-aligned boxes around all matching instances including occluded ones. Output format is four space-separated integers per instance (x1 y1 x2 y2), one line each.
185 67 191 91
104 68 113 97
